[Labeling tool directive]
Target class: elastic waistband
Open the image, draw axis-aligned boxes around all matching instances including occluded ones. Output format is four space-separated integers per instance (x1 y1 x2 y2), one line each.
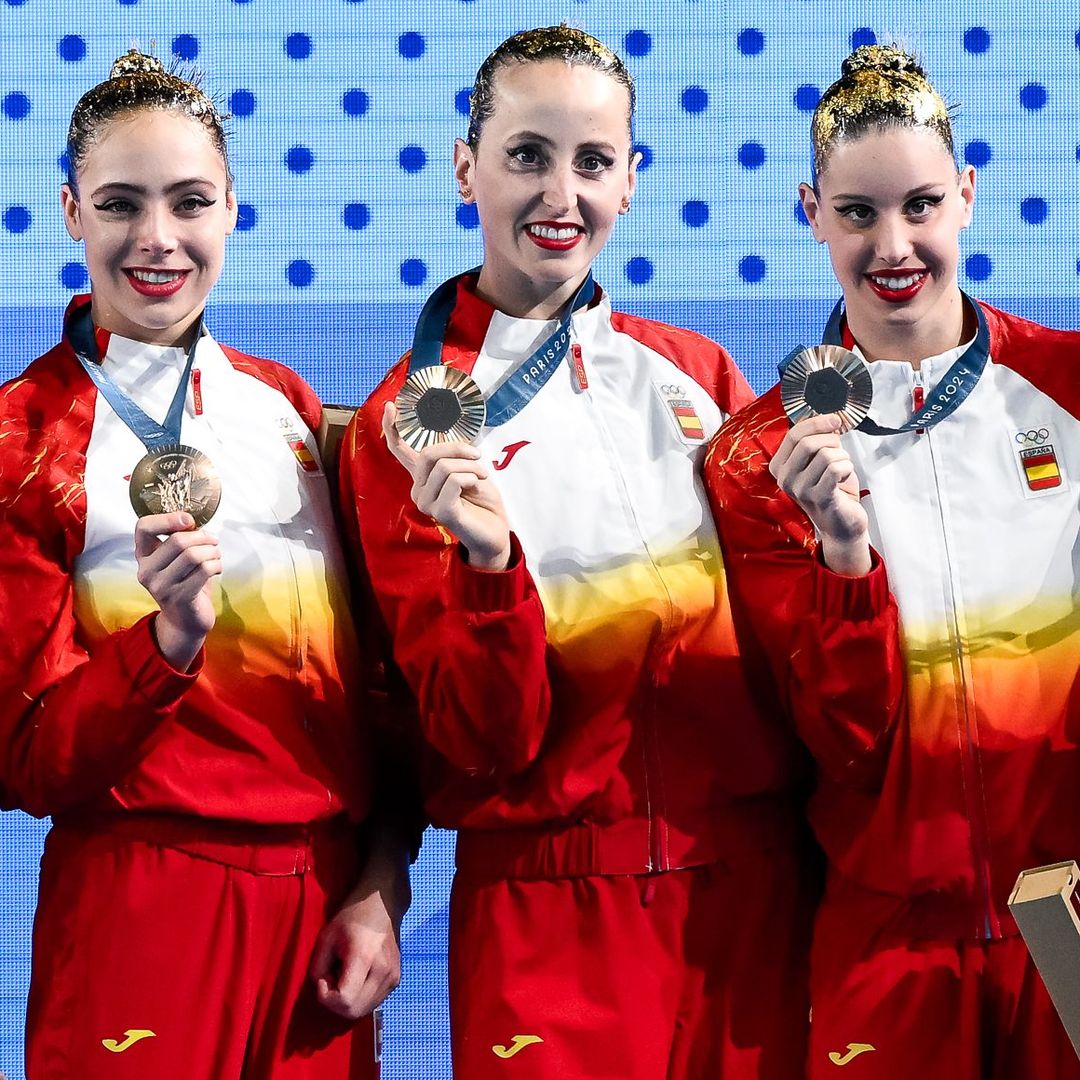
455 798 800 880
50 811 359 876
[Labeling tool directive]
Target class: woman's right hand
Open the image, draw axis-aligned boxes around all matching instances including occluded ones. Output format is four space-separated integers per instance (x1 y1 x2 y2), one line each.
135 513 222 670
382 401 511 571
769 414 872 576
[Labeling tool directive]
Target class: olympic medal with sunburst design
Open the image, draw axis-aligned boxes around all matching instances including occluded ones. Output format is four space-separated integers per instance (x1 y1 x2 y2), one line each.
394 366 487 450
781 344 873 432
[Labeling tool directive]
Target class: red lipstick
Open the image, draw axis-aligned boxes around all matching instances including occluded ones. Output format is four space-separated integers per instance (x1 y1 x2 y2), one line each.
525 222 584 251
865 269 927 304
124 269 190 298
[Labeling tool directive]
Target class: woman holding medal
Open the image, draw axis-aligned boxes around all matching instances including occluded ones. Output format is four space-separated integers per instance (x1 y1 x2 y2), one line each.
0 51 407 1079
343 25 819 1080
706 44 1080 1079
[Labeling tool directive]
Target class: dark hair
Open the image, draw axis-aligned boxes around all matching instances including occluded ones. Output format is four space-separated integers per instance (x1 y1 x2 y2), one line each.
66 49 231 192
811 44 955 181
466 25 635 152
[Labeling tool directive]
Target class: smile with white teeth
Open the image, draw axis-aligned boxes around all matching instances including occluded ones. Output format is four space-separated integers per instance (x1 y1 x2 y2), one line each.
870 271 925 289
528 224 580 241
131 269 183 284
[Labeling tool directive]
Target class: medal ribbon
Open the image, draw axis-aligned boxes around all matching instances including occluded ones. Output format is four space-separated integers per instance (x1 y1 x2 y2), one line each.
67 302 203 450
817 295 990 436
408 268 595 428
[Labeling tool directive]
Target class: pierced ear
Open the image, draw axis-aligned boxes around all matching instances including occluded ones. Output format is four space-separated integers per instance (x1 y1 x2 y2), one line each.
453 138 476 203
958 165 976 229
798 182 825 243
60 184 83 242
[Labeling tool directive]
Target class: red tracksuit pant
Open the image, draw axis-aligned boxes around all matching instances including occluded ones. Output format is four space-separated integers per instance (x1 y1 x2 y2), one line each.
808 874 1080 1079
26 815 378 1080
449 843 816 1080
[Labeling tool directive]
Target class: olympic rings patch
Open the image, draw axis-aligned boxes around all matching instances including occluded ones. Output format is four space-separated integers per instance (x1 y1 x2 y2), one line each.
1014 428 1050 446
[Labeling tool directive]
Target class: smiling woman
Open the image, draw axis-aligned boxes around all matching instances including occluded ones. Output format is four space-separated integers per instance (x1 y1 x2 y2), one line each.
342 24 820 1080
0 49 410 1080
706 44 1080 1080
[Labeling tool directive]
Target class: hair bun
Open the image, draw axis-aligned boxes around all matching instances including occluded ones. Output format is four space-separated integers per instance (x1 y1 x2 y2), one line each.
841 44 926 80
109 49 167 80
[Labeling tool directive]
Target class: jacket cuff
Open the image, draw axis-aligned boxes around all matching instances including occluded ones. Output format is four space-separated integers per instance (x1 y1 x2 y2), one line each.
813 546 890 621
121 614 203 706
451 534 528 613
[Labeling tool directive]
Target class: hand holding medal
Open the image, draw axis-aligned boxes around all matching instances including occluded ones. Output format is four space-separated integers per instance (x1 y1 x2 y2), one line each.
771 344 872 576
382 401 511 571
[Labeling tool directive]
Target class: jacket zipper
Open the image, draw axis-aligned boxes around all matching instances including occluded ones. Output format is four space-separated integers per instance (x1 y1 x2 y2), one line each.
919 369 997 938
574 335 671 872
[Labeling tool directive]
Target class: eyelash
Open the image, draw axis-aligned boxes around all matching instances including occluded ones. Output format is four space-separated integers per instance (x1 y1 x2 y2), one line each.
836 194 946 224
506 146 615 173
92 196 215 215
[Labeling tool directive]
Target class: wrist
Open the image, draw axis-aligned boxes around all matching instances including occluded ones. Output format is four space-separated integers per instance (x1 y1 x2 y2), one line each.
465 539 512 572
152 613 205 672
819 534 872 577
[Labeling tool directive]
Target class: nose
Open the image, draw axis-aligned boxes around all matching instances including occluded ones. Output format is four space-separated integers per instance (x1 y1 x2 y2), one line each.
135 203 177 257
540 161 578 216
872 213 915 265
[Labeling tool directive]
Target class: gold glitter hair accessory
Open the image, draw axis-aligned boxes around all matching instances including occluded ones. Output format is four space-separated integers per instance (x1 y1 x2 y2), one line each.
812 43 954 178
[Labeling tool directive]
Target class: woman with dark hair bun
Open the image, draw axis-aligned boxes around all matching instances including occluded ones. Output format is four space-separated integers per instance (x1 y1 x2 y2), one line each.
344 24 820 1080
0 50 408 1079
708 44 1080 1079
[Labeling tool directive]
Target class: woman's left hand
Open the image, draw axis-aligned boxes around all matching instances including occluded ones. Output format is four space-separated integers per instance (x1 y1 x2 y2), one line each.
309 840 411 1020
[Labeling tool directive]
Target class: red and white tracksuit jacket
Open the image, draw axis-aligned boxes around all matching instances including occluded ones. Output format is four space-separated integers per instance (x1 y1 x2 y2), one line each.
707 300 1080 941
343 275 822 877
0 294 370 826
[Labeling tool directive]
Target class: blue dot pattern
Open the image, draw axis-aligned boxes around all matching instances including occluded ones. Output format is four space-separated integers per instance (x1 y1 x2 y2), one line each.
285 146 314 174
229 89 256 118
287 258 315 287
1021 196 1048 224
626 256 653 284
398 32 426 59
3 206 29 233
400 258 427 286
738 141 765 169
624 30 651 57
3 92 29 120
454 88 471 116
399 145 426 173
737 28 764 55
682 200 709 227
343 202 371 230
964 27 991 53
739 255 766 283
851 27 876 49
966 253 993 281
235 203 258 231
455 203 479 229
285 32 312 60
60 262 87 290
680 86 708 113
1020 82 1047 110
57 35 86 62
794 84 820 112
342 89 370 117
172 34 199 61
965 139 992 167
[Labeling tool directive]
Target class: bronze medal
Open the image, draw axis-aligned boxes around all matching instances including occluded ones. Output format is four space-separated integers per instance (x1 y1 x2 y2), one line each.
394 366 486 451
129 444 222 526
781 344 873 431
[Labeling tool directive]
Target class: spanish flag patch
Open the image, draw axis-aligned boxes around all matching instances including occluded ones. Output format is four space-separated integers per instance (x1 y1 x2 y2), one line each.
1019 445 1061 491
670 400 705 441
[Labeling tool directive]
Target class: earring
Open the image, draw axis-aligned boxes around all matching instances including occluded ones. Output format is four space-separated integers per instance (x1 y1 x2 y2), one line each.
460 186 472 201
619 200 631 215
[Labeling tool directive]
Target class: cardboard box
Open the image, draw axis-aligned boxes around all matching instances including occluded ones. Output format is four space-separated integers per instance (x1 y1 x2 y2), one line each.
1008 860 1080 1058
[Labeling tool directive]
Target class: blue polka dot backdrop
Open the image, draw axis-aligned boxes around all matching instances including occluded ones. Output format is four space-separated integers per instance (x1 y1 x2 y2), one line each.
1 5 1079 1079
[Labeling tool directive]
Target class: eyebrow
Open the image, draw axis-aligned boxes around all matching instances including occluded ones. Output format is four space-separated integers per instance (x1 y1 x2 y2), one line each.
831 182 945 202
505 130 618 154
89 178 217 198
